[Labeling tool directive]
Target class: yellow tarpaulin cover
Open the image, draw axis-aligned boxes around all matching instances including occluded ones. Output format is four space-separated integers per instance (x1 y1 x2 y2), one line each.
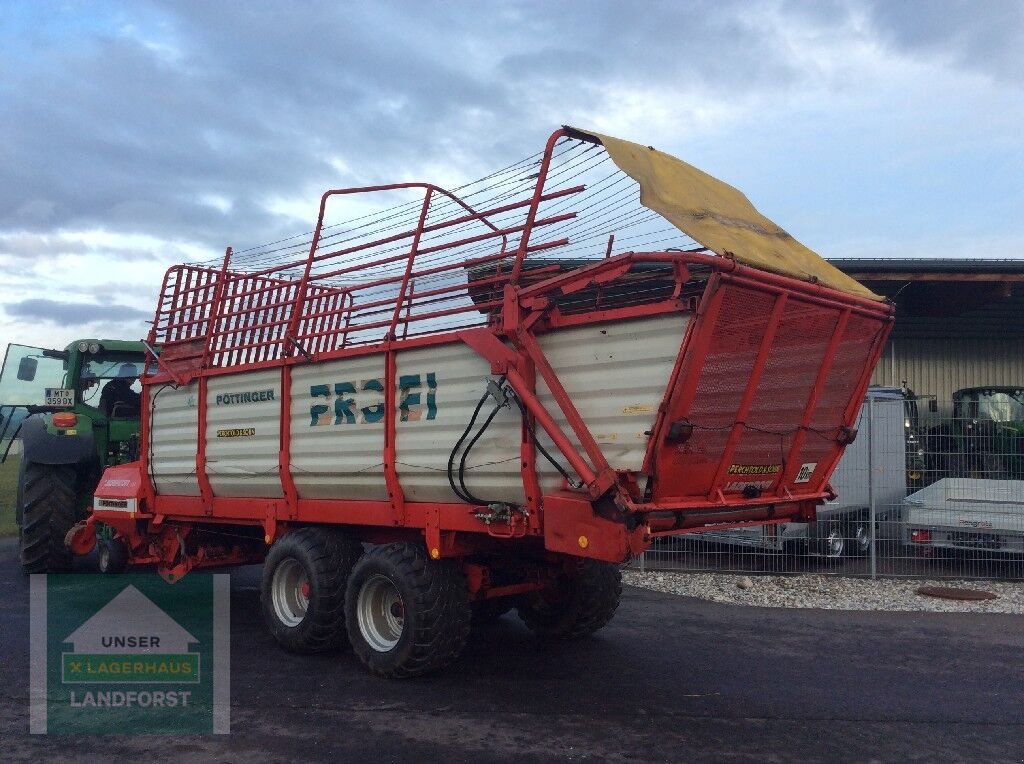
569 127 882 301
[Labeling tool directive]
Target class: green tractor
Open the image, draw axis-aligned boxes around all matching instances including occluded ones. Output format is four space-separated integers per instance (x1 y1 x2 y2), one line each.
0 339 147 573
926 386 1024 480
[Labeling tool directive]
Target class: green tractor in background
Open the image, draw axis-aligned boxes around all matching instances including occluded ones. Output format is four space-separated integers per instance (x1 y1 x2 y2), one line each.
0 340 147 573
926 386 1024 480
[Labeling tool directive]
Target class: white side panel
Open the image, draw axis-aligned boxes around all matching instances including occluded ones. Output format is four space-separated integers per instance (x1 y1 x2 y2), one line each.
206 370 283 498
396 314 688 502
290 355 388 500
535 314 689 493
150 382 200 496
154 314 688 503
396 344 525 504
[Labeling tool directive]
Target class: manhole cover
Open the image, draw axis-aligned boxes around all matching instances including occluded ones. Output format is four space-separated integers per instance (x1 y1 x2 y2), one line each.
916 586 998 602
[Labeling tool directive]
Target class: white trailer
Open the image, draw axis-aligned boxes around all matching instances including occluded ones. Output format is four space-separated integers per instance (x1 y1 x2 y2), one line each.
904 478 1024 555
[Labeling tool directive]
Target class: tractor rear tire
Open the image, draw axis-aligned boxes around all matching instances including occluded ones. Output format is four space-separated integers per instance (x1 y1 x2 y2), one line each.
15 459 26 528
517 559 622 639
261 527 362 654
345 543 470 678
19 463 78 574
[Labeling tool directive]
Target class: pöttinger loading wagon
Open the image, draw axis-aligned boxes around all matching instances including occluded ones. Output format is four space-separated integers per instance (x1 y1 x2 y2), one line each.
71 127 893 677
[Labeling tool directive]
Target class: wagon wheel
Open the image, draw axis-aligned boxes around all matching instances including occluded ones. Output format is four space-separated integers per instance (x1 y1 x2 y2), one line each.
261 527 362 653
345 543 470 678
517 559 622 639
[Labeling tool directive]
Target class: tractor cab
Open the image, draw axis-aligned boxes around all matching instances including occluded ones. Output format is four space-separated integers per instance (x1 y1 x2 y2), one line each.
0 339 148 572
953 387 1024 427
948 386 1024 479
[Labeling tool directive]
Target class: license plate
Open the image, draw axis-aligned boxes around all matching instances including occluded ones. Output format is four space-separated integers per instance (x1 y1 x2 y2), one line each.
44 388 75 406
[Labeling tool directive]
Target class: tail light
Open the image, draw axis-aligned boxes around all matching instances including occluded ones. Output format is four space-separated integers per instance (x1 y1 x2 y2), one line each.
52 412 78 428
910 529 931 543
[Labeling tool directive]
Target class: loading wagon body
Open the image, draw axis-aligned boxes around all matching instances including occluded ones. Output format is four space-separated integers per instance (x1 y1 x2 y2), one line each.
74 127 892 676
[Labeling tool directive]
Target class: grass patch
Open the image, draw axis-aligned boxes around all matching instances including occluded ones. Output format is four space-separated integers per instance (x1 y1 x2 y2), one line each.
0 454 19 538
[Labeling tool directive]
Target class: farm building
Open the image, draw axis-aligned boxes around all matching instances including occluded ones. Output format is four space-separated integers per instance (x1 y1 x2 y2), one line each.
832 258 1024 411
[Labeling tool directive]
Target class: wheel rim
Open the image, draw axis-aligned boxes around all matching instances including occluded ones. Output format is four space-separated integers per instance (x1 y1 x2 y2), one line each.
357 574 404 652
271 558 310 628
98 544 110 572
855 524 870 553
824 530 844 558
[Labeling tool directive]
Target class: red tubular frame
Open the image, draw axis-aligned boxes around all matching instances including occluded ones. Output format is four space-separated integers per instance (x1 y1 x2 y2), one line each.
98 128 894 575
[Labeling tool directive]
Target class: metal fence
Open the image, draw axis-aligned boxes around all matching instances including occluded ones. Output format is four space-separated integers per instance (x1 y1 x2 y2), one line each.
641 388 1024 580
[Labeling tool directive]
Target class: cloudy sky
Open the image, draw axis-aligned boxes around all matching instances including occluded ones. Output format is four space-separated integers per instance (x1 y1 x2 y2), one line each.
1 0 1021 351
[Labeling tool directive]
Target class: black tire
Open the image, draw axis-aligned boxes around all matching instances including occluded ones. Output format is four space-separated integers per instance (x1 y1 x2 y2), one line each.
15 459 25 528
97 537 130 574
517 559 622 639
261 527 362 654
980 452 1008 479
949 452 981 479
846 518 872 558
19 463 78 574
345 543 470 679
470 598 514 626
811 521 845 559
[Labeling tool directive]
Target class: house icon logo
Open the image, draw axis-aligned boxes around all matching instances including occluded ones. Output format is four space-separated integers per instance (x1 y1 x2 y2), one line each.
62 585 200 684
31 573 230 735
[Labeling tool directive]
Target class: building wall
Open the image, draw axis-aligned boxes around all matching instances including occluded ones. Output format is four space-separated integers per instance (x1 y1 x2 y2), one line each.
861 287 1024 414
870 334 1024 413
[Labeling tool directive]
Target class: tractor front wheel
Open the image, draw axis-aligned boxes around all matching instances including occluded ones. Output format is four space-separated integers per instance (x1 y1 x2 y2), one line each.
19 463 78 574
345 543 470 678
517 559 622 639
97 537 130 574
261 527 361 654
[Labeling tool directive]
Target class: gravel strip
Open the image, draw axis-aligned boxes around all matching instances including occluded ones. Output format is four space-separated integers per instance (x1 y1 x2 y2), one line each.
622 570 1024 613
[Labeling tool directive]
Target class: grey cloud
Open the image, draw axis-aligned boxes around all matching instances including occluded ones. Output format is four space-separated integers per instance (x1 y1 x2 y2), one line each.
4 299 152 325
0 0 820 254
0 233 163 262
0 2 515 254
0 0 1018 261
0 233 91 258
865 0 1024 85
493 1 802 91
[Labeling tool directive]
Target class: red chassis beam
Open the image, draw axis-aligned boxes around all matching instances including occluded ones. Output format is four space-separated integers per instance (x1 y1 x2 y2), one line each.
86 487 823 576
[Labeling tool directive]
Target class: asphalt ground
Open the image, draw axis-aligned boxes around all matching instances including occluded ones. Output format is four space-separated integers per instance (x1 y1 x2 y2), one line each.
2 537 1023 763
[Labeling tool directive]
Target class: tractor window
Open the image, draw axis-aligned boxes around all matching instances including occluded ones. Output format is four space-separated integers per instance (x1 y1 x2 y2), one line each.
0 344 68 407
80 356 143 407
976 391 1024 424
